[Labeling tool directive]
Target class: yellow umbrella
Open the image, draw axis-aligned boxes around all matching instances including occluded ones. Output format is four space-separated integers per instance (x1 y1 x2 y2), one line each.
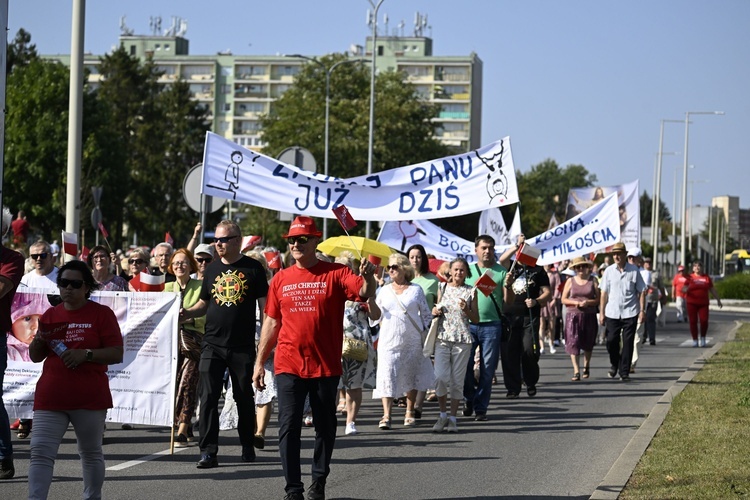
317 236 396 262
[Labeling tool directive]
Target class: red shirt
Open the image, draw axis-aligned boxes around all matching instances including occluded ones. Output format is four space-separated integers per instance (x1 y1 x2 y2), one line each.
0 245 25 332
672 273 689 299
34 301 123 411
265 261 363 378
684 273 713 306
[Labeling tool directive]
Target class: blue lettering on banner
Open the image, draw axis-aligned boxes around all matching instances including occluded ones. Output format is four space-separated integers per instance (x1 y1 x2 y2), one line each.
410 155 473 187
533 217 587 244
295 185 311 211
400 185 460 214
538 227 617 260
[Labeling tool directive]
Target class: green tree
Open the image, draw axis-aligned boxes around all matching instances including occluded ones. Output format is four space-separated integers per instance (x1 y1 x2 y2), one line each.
6 28 38 74
514 159 598 237
639 191 671 227
258 53 450 241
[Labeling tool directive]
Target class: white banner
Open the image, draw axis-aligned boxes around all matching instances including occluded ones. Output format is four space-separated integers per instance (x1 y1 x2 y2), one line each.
478 207 521 247
3 290 179 426
531 193 621 265
377 220 478 263
565 180 640 250
201 132 519 221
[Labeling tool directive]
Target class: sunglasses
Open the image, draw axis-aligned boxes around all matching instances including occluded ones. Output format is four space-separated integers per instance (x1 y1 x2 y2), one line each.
196 257 212 264
213 235 239 244
30 253 49 260
60 278 84 289
286 236 310 245
387 265 400 271
129 258 145 265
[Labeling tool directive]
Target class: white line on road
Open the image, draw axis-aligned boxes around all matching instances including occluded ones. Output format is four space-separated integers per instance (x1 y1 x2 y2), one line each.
107 446 191 471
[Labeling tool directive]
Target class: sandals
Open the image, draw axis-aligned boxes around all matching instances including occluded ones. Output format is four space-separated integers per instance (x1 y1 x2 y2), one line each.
336 398 346 414
571 372 581 382
378 416 391 430
404 411 416 427
582 367 590 379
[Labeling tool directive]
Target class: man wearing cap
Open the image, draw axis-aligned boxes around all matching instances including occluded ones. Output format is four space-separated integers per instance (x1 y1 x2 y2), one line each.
191 243 214 280
599 242 647 381
254 216 377 500
672 265 689 322
183 220 269 469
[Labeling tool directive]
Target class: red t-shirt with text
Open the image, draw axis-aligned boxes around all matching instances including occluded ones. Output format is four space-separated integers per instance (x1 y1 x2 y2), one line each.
265 261 363 378
684 273 713 306
34 301 123 411
672 273 689 299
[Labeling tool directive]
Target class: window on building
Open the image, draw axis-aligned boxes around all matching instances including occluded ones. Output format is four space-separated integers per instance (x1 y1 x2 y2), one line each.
377 45 384 56
130 45 136 56
223 103 231 112
165 44 171 51
155 44 161 51
221 84 231 94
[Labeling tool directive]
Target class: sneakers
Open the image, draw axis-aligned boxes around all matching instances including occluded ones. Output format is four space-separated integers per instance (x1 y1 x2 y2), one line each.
700 337 707 347
196 453 218 469
474 413 488 421
462 401 474 417
692 339 699 347
344 422 358 436
307 480 325 500
607 367 617 378
548 339 557 354
432 416 449 433
304 414 313 427
0 458 14 480
446 419 458 433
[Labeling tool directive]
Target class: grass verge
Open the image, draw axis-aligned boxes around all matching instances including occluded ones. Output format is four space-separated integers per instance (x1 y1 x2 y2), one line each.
620 323 750 499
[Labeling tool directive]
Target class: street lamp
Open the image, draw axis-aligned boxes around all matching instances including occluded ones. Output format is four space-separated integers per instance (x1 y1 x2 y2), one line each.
286 55 365 239
651 118 682 270
680 111 724 266
688 178 709 253
365 0 385 239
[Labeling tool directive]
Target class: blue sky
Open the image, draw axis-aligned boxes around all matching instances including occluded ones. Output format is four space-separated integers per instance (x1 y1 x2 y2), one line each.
8 1 750 216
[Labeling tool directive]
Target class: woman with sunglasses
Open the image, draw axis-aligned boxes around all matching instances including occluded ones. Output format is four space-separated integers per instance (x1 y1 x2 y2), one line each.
126 248 151 292
369 254 434 429
165 249 204 446
87 245 128 292
560 256 600 381
27 260 123 499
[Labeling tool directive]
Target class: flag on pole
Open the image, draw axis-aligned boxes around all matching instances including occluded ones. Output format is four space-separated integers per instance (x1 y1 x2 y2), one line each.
474 269 499 297
61 231 78 259
165 232 175 246
241 235 262 252
332 205 357 231
264 251 282 269
80 246 90 262
140 272 166 292
98 222 109 239
515 243 541 267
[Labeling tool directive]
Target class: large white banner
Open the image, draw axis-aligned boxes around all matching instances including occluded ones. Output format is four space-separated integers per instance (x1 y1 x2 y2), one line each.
3 290 179 426
478 207 522 247
565 180 640 250
201 132 519 221
532 193 620 265
377 220 478 263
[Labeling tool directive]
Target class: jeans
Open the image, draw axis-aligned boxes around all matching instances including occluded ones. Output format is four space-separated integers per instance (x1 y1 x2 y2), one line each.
0 341 11 461
501 313 541 394
645 302 658 343
605 316 638 377
463 321 501 414
198 344 256 455
29 409 107 500
276 374 339 495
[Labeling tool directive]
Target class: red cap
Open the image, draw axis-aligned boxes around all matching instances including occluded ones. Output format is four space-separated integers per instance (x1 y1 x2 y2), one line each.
282 216 322 238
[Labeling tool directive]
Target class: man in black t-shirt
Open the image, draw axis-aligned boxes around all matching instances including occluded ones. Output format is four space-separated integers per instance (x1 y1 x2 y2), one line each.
183 220 268 469
498 235 551 398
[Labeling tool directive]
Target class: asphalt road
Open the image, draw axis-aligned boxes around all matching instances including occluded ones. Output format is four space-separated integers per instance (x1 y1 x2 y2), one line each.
3 310 747 500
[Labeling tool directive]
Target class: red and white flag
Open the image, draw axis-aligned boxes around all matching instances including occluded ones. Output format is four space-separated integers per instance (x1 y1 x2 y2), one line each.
475 269 498 297
61 231 78 259
98 222 109 239
140 272 165 292
242 235 262 252
80 246 90 262
515 243 541 267
165 232 175 246
264 251 282 269
332 205 357 232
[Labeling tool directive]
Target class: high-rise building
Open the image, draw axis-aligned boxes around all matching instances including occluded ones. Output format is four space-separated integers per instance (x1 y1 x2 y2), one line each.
48 20 482 153
711 195 740 242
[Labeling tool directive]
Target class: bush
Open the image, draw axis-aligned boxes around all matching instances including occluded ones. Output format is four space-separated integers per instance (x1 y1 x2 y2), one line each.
715 273 750 300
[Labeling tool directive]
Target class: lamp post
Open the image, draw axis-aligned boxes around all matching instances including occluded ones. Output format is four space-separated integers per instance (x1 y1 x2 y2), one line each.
680 111 724 266
286 55 364 239
365 0 385 239
651 118 682 270
672 163 689 273
687 178 709 254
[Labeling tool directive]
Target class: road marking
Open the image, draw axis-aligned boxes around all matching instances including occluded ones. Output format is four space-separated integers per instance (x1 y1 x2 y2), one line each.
107 446 191 471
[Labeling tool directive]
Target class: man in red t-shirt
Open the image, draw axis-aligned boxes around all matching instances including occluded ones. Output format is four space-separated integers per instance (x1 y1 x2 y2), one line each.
671 265 689 323
254 216 377 500
10 211 30 248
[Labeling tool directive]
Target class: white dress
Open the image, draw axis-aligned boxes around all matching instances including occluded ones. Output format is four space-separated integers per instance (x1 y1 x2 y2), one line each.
373 283 435 398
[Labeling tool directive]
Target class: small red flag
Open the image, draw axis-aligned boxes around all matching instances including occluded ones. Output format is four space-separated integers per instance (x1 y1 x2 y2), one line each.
332 205 357 231
165 232 175 246
515 243 541 267
264 251 282 269
98 221 109 239
80 246 90 262
475 270 498 297
140 272 165 292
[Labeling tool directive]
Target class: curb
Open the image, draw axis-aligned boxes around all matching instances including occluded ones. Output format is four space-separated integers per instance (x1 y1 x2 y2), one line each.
589 320 743 499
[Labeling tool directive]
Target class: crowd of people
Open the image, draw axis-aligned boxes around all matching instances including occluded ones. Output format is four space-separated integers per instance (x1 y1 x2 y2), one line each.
0 207 725 499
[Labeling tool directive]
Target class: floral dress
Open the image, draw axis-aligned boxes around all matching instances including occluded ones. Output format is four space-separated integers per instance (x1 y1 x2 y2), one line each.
340 300 377 390
436 284 473 344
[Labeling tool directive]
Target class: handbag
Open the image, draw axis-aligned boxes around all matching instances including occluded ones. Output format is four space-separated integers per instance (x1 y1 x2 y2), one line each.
422 317 440 358
179 327 202 361
342 336 368 362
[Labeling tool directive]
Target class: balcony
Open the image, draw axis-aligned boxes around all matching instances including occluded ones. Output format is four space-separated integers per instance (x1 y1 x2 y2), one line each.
438 111 470 120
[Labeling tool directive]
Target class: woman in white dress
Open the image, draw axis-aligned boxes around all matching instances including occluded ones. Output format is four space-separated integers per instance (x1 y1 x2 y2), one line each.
369 254 434 430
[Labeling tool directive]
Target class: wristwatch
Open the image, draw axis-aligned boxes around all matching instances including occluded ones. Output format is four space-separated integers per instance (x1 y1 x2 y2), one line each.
85 349 94 362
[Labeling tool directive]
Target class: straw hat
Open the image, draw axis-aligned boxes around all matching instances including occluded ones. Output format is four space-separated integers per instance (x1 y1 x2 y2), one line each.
569 256 594 269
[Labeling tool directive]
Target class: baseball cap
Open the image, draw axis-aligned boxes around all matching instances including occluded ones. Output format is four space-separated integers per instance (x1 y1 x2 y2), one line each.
627 247 642 258
194 243 214 257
